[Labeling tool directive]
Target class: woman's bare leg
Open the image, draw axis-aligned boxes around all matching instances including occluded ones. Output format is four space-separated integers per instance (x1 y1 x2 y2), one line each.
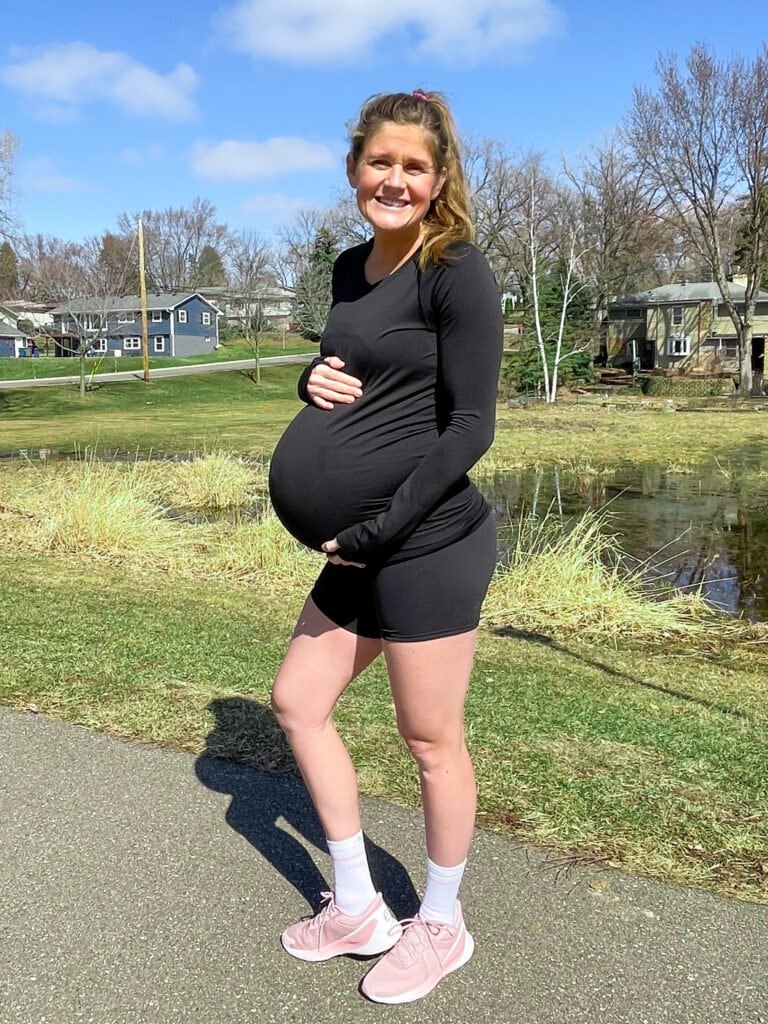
271 596 381 841
383 630 478 866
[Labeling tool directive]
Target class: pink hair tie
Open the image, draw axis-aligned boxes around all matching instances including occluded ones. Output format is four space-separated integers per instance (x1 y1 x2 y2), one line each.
412 90 430 102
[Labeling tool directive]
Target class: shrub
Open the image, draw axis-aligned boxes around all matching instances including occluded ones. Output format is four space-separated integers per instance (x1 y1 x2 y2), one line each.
500 346 593 397
641 374 735 397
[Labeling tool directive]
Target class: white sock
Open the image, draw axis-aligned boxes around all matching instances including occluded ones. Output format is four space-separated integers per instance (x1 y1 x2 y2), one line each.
419 857 467 925
326 830 377 915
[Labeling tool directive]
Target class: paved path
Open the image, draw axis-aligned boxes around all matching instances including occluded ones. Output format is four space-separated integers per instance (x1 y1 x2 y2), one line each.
1 706 766 1024
0 354 313 390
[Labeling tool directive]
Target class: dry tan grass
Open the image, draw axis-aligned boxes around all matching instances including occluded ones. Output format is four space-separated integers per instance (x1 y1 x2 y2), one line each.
484 509 720 645
144 451 266 511
194 512 317 588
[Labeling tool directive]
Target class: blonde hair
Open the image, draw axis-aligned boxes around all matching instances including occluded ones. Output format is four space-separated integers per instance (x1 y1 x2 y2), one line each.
348 90 474 267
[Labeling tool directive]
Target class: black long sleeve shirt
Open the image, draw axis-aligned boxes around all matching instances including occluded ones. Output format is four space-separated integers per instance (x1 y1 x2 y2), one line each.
269 240 504 565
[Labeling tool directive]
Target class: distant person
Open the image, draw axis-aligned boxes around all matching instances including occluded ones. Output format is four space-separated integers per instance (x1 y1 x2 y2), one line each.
268 90 503 1004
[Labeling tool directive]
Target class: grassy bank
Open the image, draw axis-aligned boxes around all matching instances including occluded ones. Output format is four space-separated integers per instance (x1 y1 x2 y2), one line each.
2 363 768 469
0 455 766 904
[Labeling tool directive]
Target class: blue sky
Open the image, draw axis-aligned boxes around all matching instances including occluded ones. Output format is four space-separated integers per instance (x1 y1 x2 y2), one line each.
2 0 766 243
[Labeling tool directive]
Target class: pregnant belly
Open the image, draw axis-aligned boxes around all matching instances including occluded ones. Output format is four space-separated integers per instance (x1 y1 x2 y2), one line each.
268 405 431 550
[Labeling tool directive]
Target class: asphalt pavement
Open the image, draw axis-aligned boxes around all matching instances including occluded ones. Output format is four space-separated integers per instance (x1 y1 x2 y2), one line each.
1 705 766 1024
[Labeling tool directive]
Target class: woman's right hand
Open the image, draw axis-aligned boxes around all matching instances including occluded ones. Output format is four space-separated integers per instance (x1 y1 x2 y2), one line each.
307 356 363 410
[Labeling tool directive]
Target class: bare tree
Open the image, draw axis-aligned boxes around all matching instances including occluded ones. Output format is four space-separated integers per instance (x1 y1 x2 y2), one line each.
625 43 768 393
117 197 229 291
99 231 141 293
326 190 370 249
465 135 532 299
32 235 139 398
521 169 591 402
275 209 342 340
16 233 85 302
226 230 273 384
0 129 18 241
563 137 665 346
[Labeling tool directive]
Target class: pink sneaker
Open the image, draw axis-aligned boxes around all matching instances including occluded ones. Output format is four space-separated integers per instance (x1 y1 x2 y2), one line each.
280 892 402 963
360 902 474 1004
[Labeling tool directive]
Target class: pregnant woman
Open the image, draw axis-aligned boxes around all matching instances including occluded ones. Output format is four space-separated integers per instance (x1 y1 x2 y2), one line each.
268 90 503 1004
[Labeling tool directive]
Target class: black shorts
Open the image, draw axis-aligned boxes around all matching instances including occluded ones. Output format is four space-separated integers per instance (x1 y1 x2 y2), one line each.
309 514 497 643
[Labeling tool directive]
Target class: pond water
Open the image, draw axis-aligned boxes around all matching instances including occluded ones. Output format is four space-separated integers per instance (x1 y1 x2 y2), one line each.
478 460 768 622
3 447 767 621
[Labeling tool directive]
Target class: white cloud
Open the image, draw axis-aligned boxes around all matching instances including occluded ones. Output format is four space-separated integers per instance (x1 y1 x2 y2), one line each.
22 157 88 194
0 43 198 120
240 193 315 221
216 0 564 64
190 138 337 181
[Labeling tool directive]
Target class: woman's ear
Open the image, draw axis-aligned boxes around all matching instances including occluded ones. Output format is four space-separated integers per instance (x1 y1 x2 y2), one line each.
430 168 447 201
346 152 357 188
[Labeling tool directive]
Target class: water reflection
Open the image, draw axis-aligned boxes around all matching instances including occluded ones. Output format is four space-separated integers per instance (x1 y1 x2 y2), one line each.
477 463 768 622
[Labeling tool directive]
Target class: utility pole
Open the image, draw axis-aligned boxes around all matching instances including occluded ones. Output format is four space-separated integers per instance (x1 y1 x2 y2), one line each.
138 217 149 383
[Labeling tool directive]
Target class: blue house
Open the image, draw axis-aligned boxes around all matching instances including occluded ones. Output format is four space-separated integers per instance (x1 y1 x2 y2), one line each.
0 323 31 358
48 292 222 359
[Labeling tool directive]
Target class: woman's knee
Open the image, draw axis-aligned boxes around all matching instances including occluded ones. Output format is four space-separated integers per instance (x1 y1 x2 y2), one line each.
397 727 466 772
271 676 327 734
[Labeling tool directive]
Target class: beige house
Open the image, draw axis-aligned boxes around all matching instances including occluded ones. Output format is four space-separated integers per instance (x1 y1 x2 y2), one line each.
607 278 768 380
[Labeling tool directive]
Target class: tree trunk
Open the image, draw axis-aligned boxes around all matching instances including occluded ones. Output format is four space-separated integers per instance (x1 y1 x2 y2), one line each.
739 323 754 395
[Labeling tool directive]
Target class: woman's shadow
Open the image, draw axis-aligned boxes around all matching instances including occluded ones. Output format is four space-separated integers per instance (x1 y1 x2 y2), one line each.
194 696 419 918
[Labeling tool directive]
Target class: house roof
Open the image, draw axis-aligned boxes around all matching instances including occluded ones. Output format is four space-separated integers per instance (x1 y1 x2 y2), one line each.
0 323 29 339
2 299 56 313
197 285 294 302
613 281 768 305
0 303 20 325
49 291 222 315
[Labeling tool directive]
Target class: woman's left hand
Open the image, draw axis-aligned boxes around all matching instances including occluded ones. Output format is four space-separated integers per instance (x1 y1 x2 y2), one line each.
321 538 365 568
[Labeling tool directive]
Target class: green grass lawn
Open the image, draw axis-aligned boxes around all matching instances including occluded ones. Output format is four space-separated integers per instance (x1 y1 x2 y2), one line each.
1 552 765 904
1 372 767 903
2 363 768 467
0 333 314 380
0 365 301 455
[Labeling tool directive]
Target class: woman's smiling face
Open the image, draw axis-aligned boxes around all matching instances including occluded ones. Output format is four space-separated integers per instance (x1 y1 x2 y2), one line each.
347 123 446 240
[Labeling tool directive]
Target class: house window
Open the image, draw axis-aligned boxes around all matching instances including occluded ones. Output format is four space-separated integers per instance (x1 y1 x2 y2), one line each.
609 307 639 321
672 306 684 326
667 334 690 357
154 336 165 353
201 311 211 326
707 337 738 360
177 309 188 324
722 341 739 360
151 310 163 323
124 337 141 351
92 338 107 353
623 307 643 320
118 312 135 324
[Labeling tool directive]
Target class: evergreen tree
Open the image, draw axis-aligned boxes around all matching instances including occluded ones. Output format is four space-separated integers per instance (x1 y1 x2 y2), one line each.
195 244 226 287
504 260 593 395
293 228 338 341
733 185 768 291
0 240 19 297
